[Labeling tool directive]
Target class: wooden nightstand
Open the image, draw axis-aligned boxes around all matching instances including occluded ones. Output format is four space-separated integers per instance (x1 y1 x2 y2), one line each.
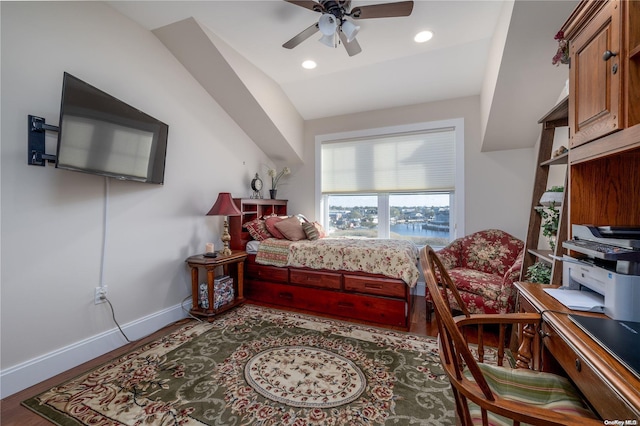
185 251 247 321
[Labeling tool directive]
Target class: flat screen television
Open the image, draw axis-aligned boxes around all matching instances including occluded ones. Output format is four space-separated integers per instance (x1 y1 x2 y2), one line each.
56 72 168 184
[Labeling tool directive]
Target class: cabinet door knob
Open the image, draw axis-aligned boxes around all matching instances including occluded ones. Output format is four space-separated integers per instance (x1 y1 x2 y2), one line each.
602 50 618 61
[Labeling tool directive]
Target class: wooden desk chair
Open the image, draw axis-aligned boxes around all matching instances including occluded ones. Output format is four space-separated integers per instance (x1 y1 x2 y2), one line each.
420 245 601 426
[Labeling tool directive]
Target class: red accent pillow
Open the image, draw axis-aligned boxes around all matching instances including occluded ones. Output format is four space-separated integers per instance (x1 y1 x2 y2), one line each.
245 219 272 241
265 216 286 239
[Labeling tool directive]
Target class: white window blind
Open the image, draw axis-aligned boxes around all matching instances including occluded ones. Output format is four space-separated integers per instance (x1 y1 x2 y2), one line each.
321 128 455 194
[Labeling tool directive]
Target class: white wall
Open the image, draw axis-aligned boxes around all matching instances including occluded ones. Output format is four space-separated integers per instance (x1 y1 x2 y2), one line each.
0 2 271 397
292 96 535 240
0 1 542 399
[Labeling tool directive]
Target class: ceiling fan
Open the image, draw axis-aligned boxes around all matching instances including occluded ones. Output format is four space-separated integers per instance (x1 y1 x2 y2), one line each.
283 0 414 56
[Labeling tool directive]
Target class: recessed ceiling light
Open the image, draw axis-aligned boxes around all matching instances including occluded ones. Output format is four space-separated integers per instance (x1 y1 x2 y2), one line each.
302 60 317 69
414 30 434 43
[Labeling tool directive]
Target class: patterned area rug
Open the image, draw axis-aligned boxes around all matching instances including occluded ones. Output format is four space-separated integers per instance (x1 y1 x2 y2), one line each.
23 305 460 425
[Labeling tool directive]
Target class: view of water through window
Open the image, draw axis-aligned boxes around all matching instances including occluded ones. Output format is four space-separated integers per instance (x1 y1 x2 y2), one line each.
327 194 451 248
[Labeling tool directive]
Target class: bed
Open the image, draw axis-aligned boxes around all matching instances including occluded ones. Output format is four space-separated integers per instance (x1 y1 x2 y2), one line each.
228 198 419 330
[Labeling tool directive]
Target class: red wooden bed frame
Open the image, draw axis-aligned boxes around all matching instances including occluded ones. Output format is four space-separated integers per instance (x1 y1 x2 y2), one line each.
228 198 415 330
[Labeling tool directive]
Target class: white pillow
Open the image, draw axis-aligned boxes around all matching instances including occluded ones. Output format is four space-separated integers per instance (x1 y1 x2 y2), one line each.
246 240 260 254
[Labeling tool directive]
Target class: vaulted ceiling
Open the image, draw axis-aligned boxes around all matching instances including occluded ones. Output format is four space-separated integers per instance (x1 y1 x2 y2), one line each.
110 0 576 161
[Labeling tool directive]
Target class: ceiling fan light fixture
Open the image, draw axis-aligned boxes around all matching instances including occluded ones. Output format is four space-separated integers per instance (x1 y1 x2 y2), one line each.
341 20 360 42
283 0 415 55
414 30 434 43
318 33 336 47
318 13 338 36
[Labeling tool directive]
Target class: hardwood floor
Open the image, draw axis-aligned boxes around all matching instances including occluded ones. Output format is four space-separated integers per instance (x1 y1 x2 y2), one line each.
0 296 438 425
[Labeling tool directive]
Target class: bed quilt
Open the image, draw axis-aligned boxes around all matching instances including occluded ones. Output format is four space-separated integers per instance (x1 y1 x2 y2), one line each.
255 238 419 286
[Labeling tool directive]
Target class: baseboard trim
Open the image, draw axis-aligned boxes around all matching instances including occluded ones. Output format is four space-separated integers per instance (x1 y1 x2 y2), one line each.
0 301 191 399
1 285 426 399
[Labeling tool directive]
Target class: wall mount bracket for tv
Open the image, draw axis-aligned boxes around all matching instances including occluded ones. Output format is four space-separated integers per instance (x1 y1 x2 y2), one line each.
28 115 58 166
27 115 60 166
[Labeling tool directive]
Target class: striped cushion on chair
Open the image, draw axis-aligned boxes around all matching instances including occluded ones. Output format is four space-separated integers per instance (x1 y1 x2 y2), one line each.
465 363 596 426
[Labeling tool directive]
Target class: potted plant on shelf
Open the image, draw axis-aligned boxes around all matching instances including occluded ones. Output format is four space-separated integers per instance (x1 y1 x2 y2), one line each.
539 201 561 251
540 185 564 206
526 261 552 284
537 186 563 252
552 30 569 66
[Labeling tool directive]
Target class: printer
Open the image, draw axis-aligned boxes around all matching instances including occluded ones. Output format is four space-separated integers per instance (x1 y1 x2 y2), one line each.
562 225 640 322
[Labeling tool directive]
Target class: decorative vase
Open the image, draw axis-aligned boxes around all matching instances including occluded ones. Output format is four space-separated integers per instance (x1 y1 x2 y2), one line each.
269 189 277 199
540 191 564 206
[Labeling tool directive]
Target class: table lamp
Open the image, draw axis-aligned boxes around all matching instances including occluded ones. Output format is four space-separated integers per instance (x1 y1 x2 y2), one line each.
206 192 241 256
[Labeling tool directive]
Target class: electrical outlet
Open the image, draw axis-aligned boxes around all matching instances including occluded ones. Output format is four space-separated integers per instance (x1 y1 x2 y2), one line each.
94 286 108 304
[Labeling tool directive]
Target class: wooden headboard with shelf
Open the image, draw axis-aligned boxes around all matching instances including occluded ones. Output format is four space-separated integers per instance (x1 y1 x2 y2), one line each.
229 198 288 250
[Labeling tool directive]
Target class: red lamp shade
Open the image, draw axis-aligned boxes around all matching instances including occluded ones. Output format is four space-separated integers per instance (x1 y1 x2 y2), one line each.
206 192 241 216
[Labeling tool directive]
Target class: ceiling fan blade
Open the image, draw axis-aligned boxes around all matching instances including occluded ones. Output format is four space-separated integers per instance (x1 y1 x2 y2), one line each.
283 23 320 49
284 0 324 13
351 1 414 19
338 30 362 56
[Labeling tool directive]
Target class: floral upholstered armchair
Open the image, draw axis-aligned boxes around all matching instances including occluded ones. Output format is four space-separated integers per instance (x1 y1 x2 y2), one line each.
428 229 525 316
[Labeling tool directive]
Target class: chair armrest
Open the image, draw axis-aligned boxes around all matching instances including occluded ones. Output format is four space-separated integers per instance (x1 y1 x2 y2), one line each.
454 312 541 327
436 240 463 269
502 249 525 284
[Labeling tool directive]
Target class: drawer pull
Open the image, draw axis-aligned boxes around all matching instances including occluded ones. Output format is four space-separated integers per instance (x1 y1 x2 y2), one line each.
575 358 581 372
364 283 383 289
337 302 355 309
278 292 293 300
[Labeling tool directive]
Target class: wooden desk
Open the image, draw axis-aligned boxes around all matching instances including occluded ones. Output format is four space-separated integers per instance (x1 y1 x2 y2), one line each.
516 282 640 420
186 251 247 321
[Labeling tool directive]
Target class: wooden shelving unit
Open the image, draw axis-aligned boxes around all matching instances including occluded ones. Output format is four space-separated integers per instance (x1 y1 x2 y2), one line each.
228 198 287 250
520 97 569 284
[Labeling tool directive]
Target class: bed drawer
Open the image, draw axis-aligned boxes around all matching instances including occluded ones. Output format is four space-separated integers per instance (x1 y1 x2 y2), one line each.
329 293 407 328
290 269 342 289
246 282 407 328
245 281 334 309
344 275 406 298
246 263 288 283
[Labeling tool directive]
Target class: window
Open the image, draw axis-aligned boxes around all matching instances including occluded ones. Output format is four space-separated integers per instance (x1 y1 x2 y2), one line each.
325 193 453 248
315 119 464 246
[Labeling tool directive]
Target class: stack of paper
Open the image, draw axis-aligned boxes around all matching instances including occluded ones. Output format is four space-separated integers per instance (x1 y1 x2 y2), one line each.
544 288 605 312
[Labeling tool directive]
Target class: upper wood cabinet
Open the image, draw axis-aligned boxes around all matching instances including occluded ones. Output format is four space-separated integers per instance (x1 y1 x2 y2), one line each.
561 0 640 233
562 0 640 163
565 0 622 148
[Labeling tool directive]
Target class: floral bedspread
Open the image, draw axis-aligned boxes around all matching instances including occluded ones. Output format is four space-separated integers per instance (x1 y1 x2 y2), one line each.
255 238 419 287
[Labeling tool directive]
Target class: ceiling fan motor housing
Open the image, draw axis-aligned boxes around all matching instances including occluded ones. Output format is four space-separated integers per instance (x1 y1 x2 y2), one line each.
321 0 349 19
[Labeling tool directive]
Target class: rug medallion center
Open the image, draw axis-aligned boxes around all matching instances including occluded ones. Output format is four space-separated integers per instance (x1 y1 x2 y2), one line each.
244 345 366 408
